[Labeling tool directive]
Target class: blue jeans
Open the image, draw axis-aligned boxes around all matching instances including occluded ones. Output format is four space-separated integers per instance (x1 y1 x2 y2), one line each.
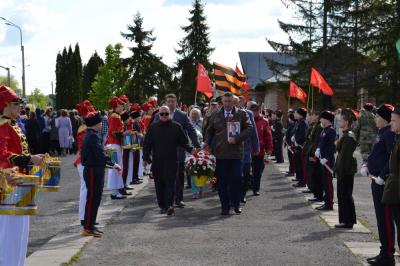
216 159 242 210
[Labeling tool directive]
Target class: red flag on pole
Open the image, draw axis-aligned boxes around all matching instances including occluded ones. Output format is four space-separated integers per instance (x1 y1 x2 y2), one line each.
289 81 307 103
196 63 213 98
310 68 334 96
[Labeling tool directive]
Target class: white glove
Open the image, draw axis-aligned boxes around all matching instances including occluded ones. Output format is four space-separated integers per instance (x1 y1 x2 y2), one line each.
113 163 122 171
373 176 385 186
320 158 328 166
314 148 321 159
360 164 368 177
291 136 295 143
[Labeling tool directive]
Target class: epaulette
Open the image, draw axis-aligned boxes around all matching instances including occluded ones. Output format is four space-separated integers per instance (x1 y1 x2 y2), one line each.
77 124 87 134
348 131 357 141
0 118 10 127
111 113 120 119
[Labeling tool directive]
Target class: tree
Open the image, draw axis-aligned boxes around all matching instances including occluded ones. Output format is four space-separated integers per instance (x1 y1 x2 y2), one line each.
0 75 20 93
27 88 50 109
54 43 83 109
175 0 214 104
82 52 104 99
89 43 128 110
121 12 170 102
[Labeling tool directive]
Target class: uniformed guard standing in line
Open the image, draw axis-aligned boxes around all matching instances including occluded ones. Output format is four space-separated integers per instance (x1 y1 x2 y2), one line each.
302 112 314 193
81 106 121 237
306 110 323 202
380 105 400 266
285 112 296 177
0 85 44 266
360 104 396 266
292 108 308 188
334 108 358 229
315 110 336 211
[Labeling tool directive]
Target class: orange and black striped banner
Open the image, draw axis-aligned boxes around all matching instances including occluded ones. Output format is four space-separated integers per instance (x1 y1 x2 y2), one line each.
213 62 246 96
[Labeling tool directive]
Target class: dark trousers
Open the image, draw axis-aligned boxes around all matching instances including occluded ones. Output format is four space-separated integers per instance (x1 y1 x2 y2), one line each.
274 140 284 163
321 163 334 208
288 147 295 174
133 150 140 181
251 156 265 193
241 162 252 200
154 177 175 210
122 149 130 186
371 181 396 258
175 162 185 203
83 167 105 230
216 159 242 210
310 161 323 199
295 147 305 184
305 159 313 191
337 175 356 225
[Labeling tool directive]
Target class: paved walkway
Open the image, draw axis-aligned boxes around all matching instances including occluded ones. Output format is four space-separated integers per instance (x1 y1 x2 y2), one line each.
75 164 361 266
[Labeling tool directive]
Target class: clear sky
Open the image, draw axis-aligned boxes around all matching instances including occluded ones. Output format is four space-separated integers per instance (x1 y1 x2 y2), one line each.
0 0 291 95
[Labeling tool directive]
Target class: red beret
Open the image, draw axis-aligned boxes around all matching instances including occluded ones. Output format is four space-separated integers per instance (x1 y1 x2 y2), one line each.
130 103 141 112
119 95 130 104
108 96 124 110
142 102 151 112
148 98 157 107
76 100 96 117
0 84 20 111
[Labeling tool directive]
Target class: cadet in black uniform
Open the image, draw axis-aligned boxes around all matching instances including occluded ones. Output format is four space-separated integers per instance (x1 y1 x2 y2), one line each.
285 112 296 176
315 110 336 211
272 110 284 163
334 108 358 228
306 110 323 202
361 104 396 266
81 108 120 237
292 108 308 188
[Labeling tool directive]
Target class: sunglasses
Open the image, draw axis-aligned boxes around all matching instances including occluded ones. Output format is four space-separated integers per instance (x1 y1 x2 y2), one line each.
159 112 170 117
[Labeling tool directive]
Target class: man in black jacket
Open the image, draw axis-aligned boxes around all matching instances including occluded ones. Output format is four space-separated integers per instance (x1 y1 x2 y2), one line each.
143 106 195 215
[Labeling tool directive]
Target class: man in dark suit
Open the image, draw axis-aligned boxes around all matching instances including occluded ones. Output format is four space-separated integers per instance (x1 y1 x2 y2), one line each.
154 94 201 208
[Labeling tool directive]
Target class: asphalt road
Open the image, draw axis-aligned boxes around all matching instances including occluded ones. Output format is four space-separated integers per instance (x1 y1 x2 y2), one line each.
75 164 361 266
28 155 81 255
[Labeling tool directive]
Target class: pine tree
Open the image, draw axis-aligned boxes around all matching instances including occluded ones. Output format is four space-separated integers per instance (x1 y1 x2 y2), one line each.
121 12 167 102
73 43 83 102
175 0 214 104
55 48 69 109
82 52 104 100
89 43 128 110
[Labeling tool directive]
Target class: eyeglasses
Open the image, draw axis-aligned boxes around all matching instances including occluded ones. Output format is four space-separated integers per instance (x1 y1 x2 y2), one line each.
159 112 170 117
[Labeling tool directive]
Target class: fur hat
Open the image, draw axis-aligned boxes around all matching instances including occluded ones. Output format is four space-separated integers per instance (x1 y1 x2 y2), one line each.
320 110 335 123
296 107 307 118
377 104 394 123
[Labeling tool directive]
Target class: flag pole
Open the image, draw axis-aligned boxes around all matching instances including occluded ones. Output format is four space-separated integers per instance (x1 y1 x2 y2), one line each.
307 84 311 110
311 84 314 112
194 90 198 105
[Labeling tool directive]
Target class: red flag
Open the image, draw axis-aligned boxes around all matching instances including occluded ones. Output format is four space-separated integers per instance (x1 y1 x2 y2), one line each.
289 81 307 103
310 68 334 96
196 63 213 98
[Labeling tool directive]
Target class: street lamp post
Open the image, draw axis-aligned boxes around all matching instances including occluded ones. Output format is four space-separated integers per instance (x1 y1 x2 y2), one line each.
0 17 26 98
0 65 11 86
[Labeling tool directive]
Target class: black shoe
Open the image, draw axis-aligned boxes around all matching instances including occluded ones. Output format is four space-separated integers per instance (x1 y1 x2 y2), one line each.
253 191 260 196
125 186 134 190
240 198 247 204
368 256 395 266
293 183 305 188
119 189 132 196
110 194 126 200
301 189 312 193
291 178 299 182
175 201 185 208
286 173 295 177
334 223 353 229
166 207 175 216
315 205 333 211
132 180 143 185
308 198 324 202
367 254 381 263
160 208 167 214
234 207 242 214
221 209 230 216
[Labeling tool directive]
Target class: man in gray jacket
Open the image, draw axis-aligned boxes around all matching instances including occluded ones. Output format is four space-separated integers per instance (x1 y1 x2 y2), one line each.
205 92 253 215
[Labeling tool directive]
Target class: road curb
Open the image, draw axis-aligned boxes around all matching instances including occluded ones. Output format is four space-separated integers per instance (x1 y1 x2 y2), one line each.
25 177 150 266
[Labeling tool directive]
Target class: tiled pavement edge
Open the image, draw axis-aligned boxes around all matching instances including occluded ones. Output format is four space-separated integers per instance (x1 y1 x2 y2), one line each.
273 161 400 266
25 177 150 266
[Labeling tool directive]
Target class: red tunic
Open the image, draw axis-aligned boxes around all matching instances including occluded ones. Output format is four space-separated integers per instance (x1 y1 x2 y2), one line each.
125 118 134 131
73 125 87 167
141 115 152 134
0 117 31 171
106 112 123 145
